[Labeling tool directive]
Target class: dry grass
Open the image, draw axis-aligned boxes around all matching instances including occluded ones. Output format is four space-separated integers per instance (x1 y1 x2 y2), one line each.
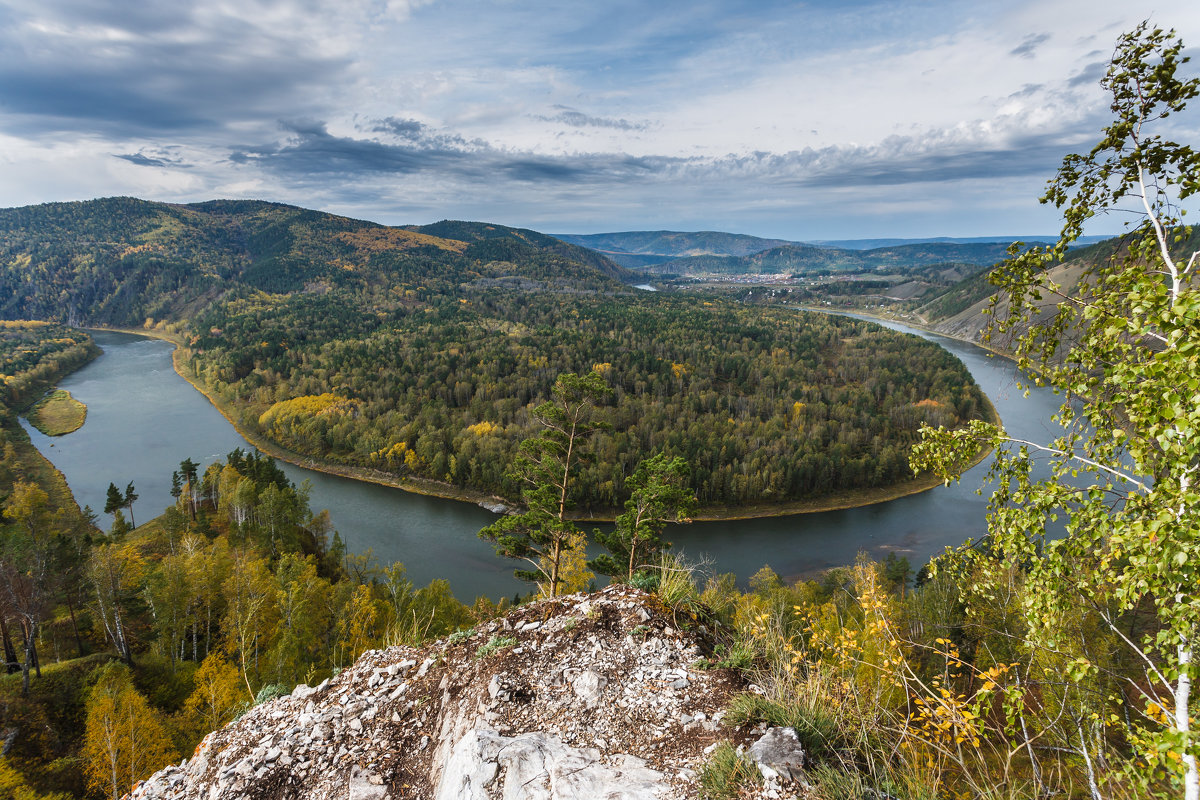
28 389 87 436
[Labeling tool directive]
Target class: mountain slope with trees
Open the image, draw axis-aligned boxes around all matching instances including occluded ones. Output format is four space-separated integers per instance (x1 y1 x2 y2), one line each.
0 198 987 513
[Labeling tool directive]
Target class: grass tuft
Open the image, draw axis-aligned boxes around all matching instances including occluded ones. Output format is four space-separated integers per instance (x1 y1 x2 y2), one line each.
698 741 761 799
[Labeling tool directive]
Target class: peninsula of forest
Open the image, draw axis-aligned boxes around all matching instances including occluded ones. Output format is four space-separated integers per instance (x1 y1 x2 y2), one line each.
0 200 989 515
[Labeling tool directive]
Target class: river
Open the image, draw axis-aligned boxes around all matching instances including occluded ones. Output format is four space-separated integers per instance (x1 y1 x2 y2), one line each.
22 322 1061 600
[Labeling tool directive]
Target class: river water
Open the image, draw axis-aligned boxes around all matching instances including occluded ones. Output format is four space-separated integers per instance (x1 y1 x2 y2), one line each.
22 322 1061 600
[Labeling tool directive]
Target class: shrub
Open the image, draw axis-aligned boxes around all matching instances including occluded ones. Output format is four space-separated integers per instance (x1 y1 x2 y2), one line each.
254 684 289 705
475 634 517 659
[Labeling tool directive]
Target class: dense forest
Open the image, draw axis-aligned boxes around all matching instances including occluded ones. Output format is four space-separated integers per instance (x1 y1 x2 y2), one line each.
190 292 984 509
0 198 987 512
0 323 487 798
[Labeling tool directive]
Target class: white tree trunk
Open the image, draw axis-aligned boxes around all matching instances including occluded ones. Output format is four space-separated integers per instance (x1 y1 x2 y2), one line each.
1177 644 1197 800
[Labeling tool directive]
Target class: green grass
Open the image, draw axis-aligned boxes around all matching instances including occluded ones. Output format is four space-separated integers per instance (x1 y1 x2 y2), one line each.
27 390 86 436
725 692 841 759
698 742 761 799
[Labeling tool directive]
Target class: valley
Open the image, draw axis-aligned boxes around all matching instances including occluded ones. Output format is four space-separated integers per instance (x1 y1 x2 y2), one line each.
0 198 991 515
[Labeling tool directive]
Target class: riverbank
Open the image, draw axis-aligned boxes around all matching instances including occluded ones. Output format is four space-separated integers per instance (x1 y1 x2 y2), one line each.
806 305 1013 361
88 322 999 523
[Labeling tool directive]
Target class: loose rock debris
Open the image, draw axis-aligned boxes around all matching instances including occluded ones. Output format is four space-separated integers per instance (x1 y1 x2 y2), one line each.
129 584 807 799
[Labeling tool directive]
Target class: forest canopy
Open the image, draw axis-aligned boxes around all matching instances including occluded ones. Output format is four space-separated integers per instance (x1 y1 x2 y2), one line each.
0 199 987 510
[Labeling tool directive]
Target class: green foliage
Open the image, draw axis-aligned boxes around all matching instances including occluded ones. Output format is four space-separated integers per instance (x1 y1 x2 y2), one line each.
629 571 659 592
475 634 517 659
0 200 990 513
697 741 761 799
591 453 696 580
0 322 98 411
479 372 611 595
446 627 475 645
192 290 983 509
254 683 289 704
654 554 700 617
913 21 1200 795
695 640 755 671
725 693 842 760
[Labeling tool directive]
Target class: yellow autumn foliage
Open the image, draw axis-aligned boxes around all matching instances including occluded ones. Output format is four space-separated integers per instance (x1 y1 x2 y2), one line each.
259 394 353 430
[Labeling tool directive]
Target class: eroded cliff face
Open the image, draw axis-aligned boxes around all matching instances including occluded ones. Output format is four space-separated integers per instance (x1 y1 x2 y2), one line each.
129 585 774 799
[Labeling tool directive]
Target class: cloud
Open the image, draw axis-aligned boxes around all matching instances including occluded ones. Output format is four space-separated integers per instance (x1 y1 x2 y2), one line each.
1009 83 1045 98
536 107 650 131
3 0 1198 239
0 1 351 137
226 108 1083 201
370 117 428 139
1010 33 1052 59
1068 60 1110 87
230 119 685 184
114 148 191 168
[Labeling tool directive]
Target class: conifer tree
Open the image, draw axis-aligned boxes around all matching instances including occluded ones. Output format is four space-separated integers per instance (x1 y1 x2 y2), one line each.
479 371 611 596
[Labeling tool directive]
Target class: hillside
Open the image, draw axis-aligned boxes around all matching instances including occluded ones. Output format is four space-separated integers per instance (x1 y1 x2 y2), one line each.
0 198 989 513
654 241 1019 276
0 198 632 326
553 230 796 261
804 234 1100 250
925 229 1200 345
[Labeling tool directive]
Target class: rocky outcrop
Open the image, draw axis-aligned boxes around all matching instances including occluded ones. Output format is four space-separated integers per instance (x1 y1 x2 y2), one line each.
129 585 776 800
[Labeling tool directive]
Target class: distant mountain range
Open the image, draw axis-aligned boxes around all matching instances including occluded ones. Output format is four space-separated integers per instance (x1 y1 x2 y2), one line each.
553 230 1112 272
552 231 795 267
650 242 1026 276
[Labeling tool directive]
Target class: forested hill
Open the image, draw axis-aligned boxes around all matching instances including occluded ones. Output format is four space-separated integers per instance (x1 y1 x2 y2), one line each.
651 241 1021 276
923 227 1200 344
0 197 988 512
0 197 632 326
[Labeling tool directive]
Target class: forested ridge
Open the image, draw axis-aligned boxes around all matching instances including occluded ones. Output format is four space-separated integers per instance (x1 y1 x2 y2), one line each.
646 240 1021 276
0 197 987 511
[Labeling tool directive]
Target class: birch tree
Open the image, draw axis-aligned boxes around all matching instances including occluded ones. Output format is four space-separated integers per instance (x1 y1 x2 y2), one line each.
83 662 175 800
913 22 1199 798
88 541 143 665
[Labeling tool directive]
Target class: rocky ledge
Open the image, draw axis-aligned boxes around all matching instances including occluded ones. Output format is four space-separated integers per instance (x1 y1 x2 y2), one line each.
130 585 805 799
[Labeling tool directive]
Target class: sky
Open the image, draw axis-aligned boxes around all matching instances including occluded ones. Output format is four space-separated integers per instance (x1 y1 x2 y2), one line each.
0 0 1198 240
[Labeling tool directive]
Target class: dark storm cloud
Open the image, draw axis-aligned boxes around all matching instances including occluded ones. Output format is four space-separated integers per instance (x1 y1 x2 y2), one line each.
114 149 190 168
0 1 346 136
229 117 1077 195
1010 33 1052 59
371 117 428 139
1069 60 1110 87
1009 83 1045 98
536 107 650 131
231 121 685 184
